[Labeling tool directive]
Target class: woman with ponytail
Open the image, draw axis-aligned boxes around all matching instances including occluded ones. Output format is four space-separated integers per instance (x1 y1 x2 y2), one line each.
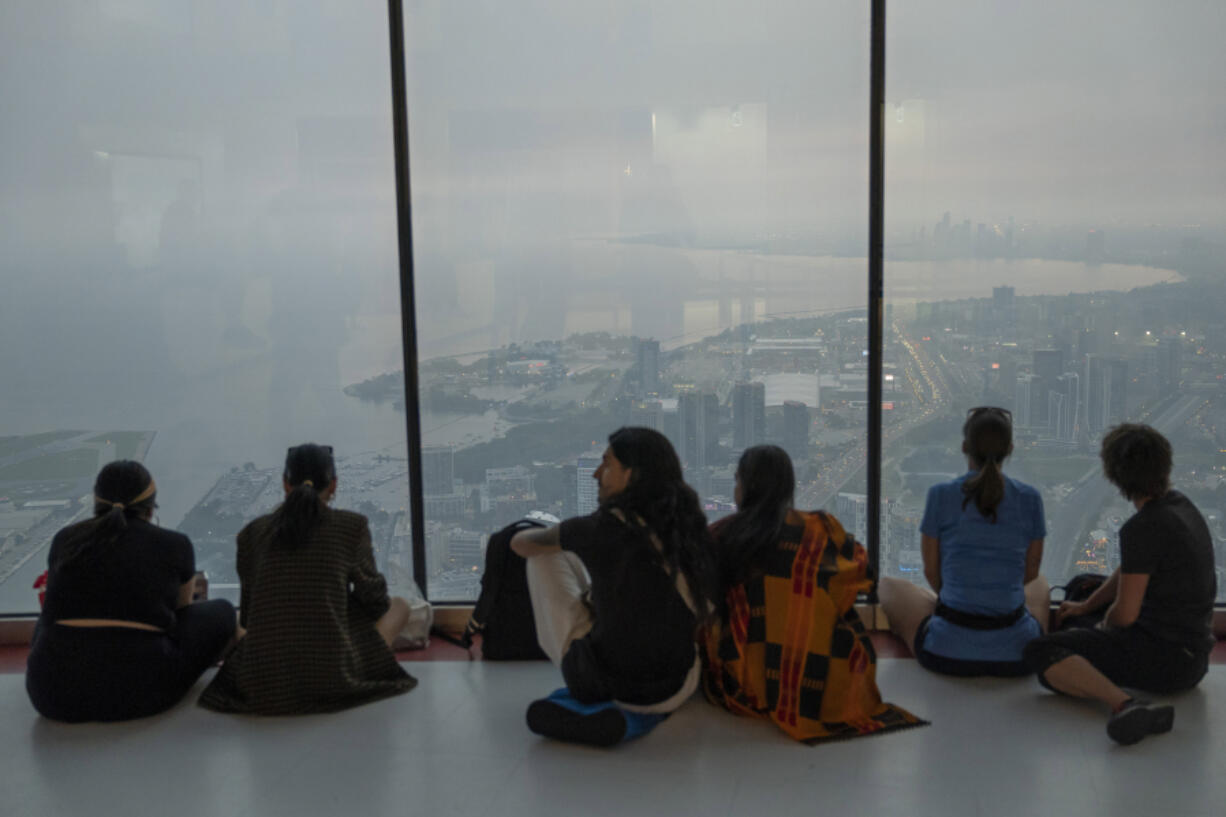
879 407 1051 677
703 446 926 742
26 461 237 722
200 444 417 715
510 427 714 746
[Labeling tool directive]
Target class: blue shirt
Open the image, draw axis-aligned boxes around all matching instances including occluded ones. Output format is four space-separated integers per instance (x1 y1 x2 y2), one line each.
918 471 1046 662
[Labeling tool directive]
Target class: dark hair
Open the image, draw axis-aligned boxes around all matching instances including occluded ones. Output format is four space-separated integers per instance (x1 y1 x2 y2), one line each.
600 427 714 622
716 446 795 594
960 408 1012 523
1100 424 1171 501
270 444 336 549
52 460 157 571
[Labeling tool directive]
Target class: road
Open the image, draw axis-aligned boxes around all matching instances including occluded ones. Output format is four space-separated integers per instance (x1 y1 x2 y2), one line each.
1044 392 1205 578
801 321 949 511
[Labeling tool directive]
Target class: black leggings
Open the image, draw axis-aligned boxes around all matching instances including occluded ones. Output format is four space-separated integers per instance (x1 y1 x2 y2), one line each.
26 600 236 722
1023 625 1209 695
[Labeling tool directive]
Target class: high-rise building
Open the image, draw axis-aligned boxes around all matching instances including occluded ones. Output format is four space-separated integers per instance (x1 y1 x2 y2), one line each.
992 285 1015 313
836 492 870 546
678 390 718 469
576 453 601 515
1047 391 1064 440
1107 358 1128 425
732 381 766 449
1054 371 1079 442
1158 338 1182 392
1085 355 1128 433
782 400 809 460
636 338 660 397
422 446 455 497
1014 373 1036 428
1033 349 1063 425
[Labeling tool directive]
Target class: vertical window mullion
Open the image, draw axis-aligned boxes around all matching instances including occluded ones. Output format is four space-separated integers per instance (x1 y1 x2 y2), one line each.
386 0 429 597
866 0 886 599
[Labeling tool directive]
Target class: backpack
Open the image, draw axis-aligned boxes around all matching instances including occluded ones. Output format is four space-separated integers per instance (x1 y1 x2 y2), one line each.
460 515 556 660
1054 572 1109 631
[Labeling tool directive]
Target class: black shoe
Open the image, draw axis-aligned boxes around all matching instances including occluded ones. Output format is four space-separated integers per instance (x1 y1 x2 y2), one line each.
526 698 627 748
1106 699 1175 746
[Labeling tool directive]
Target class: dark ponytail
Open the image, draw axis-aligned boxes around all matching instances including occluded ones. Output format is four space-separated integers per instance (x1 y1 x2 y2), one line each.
717 445 794 593
270 443 336 549
960 408 1012 523
53 460 157 571
600 427 714 624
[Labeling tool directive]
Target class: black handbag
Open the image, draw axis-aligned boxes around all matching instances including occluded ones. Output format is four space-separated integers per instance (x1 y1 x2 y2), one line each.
1054 572 1109 630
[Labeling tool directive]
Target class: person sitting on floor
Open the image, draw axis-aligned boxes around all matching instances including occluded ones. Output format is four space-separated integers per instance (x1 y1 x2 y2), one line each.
510 427 714 746
702 445 926 742
26 461 238 722
1024 424 1217 746
879 406 1050 677
199 443 417 715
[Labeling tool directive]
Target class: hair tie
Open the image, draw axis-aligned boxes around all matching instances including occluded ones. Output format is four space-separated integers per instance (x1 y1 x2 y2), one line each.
112 502 125 511
302 480 314 488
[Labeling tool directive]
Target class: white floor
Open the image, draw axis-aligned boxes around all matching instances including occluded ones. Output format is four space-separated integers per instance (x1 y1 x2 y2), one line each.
3 660 1225 817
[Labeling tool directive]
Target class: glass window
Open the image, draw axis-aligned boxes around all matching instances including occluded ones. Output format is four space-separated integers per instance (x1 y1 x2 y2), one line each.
0 2 410 612
404 1 870 600
882 2 1226 599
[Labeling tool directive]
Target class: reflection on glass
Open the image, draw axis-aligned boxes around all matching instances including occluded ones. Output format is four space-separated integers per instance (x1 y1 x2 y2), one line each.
0 3 410 613
882 2 1226 600
405 2 870 600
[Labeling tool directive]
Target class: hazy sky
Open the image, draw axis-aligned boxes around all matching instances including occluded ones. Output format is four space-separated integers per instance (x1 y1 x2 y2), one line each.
1 0 1224 401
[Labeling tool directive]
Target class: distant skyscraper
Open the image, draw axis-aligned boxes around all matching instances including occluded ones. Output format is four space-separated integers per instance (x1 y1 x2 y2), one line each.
678 391 719 469
1014 373 1036 428
422 446 454 497
732 381 766 449
992 285 1016 315
636 338 660 397
1158 338 1182 392
782 401 809 460
1107 359 1128 424
1085 355 1128 433
576 453 601 515
836 493 870 546
1033 349 1064 425
1084 355 1106 433
1054 372 1080 442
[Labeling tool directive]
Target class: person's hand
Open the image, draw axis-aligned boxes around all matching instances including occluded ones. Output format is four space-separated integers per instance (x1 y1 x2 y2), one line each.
1054 600 1088 629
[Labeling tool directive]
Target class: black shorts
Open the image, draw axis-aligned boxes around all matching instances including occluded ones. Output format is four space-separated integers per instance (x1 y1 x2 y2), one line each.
913 615 1030 678
1023 625 1209 694
561 635 690 706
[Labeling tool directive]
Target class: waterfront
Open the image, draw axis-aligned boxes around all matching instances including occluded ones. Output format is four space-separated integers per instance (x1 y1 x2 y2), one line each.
0 255 1182 612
